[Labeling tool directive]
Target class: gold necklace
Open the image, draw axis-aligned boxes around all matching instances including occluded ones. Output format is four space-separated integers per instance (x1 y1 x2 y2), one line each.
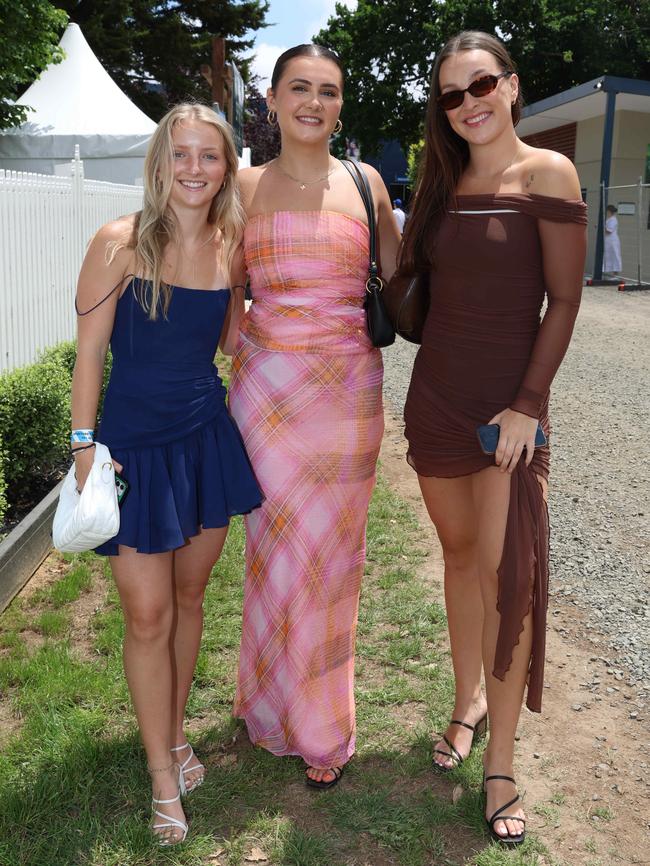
274 158 338 191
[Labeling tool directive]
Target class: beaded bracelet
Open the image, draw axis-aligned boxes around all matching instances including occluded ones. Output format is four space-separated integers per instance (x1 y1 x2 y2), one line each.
71 429 94 443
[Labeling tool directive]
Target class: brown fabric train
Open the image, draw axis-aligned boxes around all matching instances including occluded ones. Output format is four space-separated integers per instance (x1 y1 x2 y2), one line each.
404 192 587 712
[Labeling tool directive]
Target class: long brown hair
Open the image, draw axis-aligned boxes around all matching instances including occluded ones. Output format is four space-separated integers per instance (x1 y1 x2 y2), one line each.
399 31 522 274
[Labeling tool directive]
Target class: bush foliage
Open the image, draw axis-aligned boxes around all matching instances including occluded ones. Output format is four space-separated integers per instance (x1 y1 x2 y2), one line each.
0 342 111 522
0 436 7 522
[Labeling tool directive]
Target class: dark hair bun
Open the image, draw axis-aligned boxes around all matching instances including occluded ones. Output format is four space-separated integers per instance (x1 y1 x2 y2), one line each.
271 44 344 91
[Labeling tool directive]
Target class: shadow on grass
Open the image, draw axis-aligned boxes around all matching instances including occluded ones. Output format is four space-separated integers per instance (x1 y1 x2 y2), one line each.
0 717 545 866
0 475 548 866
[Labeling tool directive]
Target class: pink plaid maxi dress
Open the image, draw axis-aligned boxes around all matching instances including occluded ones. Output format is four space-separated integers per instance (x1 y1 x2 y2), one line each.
229 210 384 769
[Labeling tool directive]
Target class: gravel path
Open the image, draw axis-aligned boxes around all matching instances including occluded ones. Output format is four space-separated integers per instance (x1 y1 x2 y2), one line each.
381 285 650 697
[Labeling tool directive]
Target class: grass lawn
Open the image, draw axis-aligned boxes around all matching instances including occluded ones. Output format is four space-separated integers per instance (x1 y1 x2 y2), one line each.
0 474 551 866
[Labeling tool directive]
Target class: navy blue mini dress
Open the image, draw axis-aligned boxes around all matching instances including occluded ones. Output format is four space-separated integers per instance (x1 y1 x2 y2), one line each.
95 278 263 556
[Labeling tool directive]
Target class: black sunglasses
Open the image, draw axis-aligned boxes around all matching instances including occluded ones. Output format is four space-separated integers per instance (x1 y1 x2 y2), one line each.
437 71 512 112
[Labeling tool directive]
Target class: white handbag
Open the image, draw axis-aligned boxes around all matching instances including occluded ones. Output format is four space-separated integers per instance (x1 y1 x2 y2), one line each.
52 441 120 552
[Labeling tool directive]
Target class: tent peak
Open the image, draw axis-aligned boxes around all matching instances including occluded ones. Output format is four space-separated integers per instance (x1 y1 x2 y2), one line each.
12 22 156 137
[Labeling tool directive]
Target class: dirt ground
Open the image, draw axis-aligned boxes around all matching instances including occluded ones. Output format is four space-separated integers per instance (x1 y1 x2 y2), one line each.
380 409 650 866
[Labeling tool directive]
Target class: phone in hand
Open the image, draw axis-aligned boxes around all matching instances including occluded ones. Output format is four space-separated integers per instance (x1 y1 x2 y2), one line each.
115 472 129 506
476 423 547 456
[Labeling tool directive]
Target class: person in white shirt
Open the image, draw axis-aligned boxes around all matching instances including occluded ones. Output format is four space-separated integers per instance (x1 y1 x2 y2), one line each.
603 204 622 276
392 198 406 233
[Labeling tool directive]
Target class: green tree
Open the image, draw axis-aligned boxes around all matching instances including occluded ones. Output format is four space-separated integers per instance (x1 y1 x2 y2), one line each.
407 139 424 187
315 0 650 154
0 1 68 129
244 85 280 166
55 0 270 120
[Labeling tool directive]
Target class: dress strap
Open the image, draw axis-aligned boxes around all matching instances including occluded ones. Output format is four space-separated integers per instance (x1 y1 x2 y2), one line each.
75 273 134 316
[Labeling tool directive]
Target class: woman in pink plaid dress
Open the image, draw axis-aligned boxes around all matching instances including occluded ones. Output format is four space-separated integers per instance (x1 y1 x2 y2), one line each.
229 44 400 788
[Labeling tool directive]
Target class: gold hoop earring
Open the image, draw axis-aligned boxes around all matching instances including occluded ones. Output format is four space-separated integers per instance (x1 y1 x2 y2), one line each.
267 110 277 126
333 119 343 134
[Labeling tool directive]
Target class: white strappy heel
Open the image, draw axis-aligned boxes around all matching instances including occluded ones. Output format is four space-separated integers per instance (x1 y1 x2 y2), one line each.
149 762 188 846
171 742 205 793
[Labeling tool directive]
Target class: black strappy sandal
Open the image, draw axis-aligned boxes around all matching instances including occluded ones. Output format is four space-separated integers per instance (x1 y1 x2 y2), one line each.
305 766 344 790
432 713 488 772
483 773 526 846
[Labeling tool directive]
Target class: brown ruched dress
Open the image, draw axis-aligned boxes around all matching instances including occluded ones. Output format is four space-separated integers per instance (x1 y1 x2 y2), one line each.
404 193 587 712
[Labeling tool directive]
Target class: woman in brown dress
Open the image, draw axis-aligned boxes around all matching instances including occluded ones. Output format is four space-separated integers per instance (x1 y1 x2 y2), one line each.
400 32 586 845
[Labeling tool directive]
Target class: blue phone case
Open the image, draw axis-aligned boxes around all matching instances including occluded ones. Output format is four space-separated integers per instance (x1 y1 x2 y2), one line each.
476 423 546 455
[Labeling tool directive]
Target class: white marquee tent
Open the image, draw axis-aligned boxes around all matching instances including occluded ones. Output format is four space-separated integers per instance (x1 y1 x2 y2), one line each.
0 23 156 184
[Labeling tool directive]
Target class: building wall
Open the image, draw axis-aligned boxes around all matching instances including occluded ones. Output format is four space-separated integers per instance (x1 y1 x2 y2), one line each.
573 110 650 188
612 110 650 185
521 105 650 280
574 115 605 192
521 122 576 160
364 140 409 200
574 115 605 272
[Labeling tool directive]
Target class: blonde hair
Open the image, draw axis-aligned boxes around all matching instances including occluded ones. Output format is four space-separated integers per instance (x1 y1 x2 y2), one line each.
115 103 245 319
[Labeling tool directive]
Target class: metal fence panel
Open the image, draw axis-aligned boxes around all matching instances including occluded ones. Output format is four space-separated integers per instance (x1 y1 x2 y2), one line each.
584 180 650 284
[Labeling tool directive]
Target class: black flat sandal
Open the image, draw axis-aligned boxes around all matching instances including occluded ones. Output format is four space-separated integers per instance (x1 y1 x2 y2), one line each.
432 713 488 773
305 766 344 790
484 773 526 846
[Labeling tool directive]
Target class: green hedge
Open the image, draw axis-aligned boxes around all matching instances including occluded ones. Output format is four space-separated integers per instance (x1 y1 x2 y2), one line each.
0 435 7 522
39 341 78 378
0 341 111 523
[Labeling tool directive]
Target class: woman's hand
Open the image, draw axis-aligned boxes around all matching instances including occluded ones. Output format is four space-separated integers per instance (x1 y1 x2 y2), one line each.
73 449 123 493
73 448 95 493
488 408 539 473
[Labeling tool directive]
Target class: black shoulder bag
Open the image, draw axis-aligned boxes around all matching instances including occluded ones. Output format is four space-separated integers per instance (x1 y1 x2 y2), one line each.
340 159 395 348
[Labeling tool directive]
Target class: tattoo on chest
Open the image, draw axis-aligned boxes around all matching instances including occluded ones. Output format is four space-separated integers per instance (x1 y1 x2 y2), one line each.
525 173 535 188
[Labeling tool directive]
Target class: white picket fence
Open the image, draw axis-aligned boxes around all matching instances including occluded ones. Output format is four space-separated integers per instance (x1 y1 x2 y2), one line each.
0 149 143 373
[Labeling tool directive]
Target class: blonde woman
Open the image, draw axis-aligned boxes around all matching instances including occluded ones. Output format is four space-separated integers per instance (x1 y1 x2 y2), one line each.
71 104 262 845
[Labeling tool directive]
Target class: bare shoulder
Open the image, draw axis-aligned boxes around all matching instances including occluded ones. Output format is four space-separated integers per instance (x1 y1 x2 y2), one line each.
238 165 267 206
358 162 390 201
83 213 137 279
358 161 383 187
519 147 582 199
93 212 137 244
238 165 265 185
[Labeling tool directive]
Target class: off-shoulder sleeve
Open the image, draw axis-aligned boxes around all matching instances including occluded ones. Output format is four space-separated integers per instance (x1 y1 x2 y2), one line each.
510 199 587 418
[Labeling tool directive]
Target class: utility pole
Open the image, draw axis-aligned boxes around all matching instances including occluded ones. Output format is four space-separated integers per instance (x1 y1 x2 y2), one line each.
199 36 243 155
200 37 230 120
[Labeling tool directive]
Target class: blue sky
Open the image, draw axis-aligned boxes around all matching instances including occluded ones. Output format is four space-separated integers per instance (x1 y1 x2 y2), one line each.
249 0 356 91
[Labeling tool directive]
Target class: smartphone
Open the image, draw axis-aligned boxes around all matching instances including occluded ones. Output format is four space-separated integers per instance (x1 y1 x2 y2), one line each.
476 423 547 456
115 472 130 506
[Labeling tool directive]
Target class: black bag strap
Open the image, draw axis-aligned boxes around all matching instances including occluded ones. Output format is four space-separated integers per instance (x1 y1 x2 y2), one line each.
75 273 135 316
340 159 382 292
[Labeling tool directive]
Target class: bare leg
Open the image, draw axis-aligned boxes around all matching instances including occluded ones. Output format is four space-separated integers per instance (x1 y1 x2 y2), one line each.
111 548 186 842
170 525 229 788
418 475 487 769
473 466 529 839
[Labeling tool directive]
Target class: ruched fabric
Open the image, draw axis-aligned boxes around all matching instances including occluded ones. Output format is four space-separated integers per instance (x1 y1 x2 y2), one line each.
240 210 374 355
404 193 587 711
96 280 263 556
